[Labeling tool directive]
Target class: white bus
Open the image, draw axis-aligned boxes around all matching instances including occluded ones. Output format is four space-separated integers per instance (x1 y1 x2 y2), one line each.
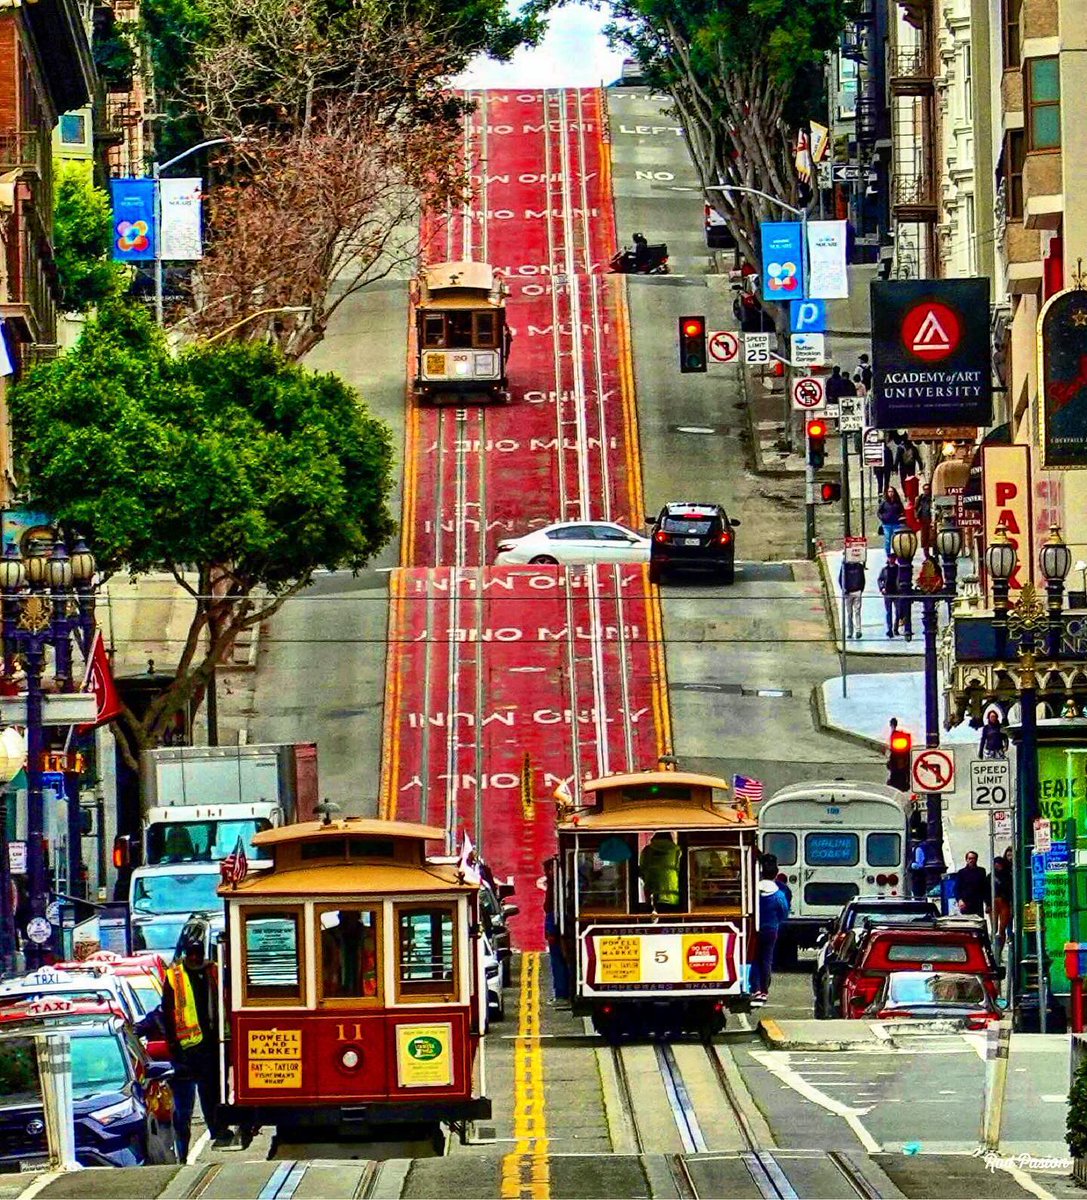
758 780 913 962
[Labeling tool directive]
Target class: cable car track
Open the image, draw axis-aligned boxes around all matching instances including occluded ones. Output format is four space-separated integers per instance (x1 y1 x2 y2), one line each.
610 1040 878 1200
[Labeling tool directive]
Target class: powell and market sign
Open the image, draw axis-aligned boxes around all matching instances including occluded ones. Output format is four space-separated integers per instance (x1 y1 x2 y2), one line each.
871 279 993 429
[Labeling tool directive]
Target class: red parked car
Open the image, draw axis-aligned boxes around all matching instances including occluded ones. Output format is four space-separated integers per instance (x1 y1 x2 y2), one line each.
835 916 1001 1018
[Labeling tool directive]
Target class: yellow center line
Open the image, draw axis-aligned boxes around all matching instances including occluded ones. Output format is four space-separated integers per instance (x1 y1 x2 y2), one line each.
500 953 549 1199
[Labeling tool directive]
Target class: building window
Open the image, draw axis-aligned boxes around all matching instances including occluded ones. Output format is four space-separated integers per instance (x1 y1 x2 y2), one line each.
1026 57 1061 151
1004 130 1025 219
1002 0 1021 69
961 44 972 123
59 113 86 146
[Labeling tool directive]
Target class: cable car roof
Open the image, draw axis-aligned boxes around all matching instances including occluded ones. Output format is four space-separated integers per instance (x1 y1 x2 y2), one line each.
250 817 445 847
581 770 731 794
558 803 754 833
220 861 473 897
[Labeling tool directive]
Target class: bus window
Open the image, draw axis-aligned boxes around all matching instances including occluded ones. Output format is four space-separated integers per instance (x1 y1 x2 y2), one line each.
804 832 859 866
423 315 445 347
763 832 797 866
318 907 380 1003
473 311 498 347
447 313 474 348
396 905 457 1000
866 832 901 867
689 846 741 909
243 910 303 1004
576 849 627 912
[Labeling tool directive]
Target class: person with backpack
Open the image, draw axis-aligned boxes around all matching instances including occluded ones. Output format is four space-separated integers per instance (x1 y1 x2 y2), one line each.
878 554 898 638
839 555 866 640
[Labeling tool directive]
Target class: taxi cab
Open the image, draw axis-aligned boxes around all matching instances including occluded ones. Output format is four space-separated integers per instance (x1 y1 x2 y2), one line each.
834 916 1001 1018
0 998 176 1169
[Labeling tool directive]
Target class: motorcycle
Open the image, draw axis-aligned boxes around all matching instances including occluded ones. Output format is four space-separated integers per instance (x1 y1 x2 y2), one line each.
608 242 669 274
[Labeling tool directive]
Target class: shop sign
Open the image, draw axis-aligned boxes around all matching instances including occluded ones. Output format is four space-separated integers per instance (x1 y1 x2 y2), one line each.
1038 287 1087 468
870 278 993 429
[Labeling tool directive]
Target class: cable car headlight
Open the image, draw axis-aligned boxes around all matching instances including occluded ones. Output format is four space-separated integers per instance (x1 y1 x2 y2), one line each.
340 1048 361 1070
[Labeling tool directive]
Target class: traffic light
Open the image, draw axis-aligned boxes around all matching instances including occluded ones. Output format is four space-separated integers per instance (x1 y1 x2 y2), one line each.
887 729 912 791
678 315 707 373
806 419 827 468
820 481 842 504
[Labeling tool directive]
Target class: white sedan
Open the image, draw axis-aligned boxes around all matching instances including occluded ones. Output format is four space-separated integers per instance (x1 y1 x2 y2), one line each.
494 521 650 566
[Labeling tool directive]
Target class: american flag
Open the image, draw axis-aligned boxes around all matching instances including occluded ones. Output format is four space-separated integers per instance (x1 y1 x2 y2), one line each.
220 834 248 887
732 774 764 804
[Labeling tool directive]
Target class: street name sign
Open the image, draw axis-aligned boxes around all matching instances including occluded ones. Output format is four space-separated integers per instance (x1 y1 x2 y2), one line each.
911 748 955 793
708 330 740 365
970 759 1011 810
744 333 771 365
792 376 826 411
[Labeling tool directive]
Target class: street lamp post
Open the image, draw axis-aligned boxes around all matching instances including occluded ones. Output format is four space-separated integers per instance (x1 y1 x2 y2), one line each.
153 138 234 326
892 521 963 890
0 537 96 969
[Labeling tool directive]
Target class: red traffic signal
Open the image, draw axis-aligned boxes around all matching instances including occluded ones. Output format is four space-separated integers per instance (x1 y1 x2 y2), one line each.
820 481 842 504
889 730 911 755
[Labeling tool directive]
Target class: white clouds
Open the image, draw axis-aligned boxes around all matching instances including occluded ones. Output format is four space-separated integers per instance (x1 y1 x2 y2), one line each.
454 5 626 89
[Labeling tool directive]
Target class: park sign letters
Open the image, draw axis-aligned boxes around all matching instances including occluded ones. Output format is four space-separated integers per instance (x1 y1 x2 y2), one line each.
870 278 993 429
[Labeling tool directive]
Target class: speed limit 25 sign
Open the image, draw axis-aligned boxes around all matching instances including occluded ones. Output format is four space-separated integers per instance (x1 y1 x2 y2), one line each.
970 759 1011 810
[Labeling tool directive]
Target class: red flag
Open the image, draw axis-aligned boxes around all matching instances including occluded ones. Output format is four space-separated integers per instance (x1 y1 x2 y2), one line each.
77 630 124 732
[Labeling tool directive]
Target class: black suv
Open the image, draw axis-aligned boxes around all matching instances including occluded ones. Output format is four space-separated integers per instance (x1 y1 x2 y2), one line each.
648 503 740 584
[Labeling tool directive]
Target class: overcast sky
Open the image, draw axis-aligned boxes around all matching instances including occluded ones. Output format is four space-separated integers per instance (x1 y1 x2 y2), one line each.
455 5 626 88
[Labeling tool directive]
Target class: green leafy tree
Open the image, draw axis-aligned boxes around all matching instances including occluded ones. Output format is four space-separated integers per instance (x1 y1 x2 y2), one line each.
53 163 127 314
600 0 852 280
9 304 396 762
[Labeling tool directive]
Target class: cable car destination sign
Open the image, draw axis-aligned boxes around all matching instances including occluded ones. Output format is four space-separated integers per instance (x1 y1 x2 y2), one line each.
870 278 993 430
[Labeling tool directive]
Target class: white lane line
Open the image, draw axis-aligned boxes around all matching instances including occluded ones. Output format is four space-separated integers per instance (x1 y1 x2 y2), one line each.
752 1050 880 1154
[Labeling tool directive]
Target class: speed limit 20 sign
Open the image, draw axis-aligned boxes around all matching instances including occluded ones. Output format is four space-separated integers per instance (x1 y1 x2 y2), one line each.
970 759 1011 810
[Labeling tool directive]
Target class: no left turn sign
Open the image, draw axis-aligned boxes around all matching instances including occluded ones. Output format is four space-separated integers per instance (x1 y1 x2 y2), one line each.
911 748 956 794
791 376 826 411
707 330 740 365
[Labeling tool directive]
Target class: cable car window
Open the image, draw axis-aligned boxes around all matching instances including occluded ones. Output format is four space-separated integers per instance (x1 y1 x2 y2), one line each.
576 850 628 912
448 313 474 348
243 910 303 1004
689 846 742 908
302 839 346 860
762 832 797 866
318 907 380 1003
423 315 445 347
396 905 457 1000
473 311 498 347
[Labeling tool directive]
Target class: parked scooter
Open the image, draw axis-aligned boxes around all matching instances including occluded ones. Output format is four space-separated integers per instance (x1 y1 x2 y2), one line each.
609 233 669 275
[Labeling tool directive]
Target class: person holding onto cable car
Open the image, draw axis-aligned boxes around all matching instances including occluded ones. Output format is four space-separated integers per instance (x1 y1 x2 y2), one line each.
162 930 231 1158
639 831 682 912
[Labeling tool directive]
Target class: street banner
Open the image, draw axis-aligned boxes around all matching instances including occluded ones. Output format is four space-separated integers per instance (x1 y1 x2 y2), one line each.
76 630 125 731
870 278 993 429
806 221 849 299
158 177 204 261
982 444 1033 597
110 178 156 262
1038 287 1087 467
760 221 805 300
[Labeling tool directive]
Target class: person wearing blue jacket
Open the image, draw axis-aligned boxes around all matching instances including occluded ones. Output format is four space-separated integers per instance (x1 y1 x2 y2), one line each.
751 857 791 1005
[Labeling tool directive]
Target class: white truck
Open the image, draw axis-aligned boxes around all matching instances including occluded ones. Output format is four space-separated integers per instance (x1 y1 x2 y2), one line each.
120 743 319 953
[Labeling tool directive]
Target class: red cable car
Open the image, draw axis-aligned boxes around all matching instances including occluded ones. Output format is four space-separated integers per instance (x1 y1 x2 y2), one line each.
218 817 490 1145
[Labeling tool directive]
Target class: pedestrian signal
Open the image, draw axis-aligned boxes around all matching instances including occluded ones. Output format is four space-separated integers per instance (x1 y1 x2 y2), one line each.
678 315 707 373
887 729 912 791
806 419 827 468
820 481 842 504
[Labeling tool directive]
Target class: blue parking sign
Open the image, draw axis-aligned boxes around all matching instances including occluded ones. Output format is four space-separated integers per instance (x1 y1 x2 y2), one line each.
790 299 827 333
